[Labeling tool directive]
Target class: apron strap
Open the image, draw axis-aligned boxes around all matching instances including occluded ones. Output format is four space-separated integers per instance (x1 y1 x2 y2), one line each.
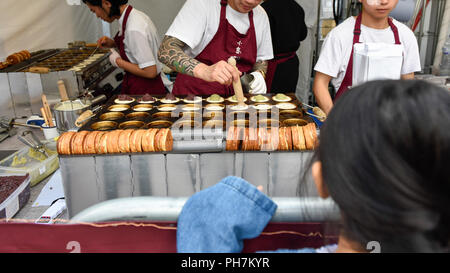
388 18 401 45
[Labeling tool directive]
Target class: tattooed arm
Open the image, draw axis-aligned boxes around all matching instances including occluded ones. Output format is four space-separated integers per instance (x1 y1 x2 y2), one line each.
158 35 199 76
158 35 241 85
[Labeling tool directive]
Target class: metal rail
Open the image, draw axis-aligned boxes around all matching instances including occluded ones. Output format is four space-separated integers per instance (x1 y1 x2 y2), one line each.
70 196 340 223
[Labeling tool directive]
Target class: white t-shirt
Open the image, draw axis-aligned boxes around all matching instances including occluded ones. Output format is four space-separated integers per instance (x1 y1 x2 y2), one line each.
165 0 274 62
314 16 421 91
118 6 162 73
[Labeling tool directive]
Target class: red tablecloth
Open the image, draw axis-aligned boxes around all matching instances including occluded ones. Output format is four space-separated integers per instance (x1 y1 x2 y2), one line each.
0 221 338 253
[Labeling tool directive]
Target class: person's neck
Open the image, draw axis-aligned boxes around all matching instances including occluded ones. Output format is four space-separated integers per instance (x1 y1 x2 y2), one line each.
119 4 128 15
360 12 390 29
335 234 366 253
110 4 128 21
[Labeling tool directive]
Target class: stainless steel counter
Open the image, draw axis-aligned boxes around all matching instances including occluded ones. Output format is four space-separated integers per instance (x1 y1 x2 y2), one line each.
60 151 318 218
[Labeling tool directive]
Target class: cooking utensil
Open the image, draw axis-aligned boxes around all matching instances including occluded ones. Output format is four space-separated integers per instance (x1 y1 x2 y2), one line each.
227 57 246 107
41 94 55 127
75 105 103 127
301 102 314 109
305 111 324 120
29 67 50 74
18 130 48 158
87 45 99 59
0 117 42 130
57 79 73 114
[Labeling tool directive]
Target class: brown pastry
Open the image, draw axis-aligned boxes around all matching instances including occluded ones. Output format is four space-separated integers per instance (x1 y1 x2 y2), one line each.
129 130 142 153
57 132 76 155
71 131 89 155
142 129 158 152
303 123 318 150
93 131 106 154
248 127 258 151
278 127 289 151
286 126 293 150
133 129 146 153
226 126 235 151
258 127 270 151
7 54 19 65
107 130 122 154
242 128 249 151
118 129 134 153
298 126 306 150
269 127 279 151
96 132 109 154
83 131 101 154
155 128 173 152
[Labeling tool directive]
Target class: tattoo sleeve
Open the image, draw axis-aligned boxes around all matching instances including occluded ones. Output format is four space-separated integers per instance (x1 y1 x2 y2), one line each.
252 60 268 79
158 35 200 76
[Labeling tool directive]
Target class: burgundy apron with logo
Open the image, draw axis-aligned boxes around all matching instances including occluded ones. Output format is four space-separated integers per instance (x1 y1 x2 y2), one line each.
334 14 401 101
172 0 257 96
114 5 166 95
265 51 297 92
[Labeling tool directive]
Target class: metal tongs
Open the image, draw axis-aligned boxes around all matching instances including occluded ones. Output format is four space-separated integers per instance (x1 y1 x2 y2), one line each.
18 130 48 158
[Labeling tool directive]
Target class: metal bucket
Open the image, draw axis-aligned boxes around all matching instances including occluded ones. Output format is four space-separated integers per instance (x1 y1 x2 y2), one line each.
53 99 92 132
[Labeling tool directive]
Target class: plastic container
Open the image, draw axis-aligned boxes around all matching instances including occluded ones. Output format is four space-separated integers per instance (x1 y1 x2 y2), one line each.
0 141 59 187
41 124 60 140
0 173 31 221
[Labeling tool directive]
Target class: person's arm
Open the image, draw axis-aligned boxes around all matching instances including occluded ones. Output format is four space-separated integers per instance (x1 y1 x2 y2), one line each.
313 71 334 116
401 72 415 80
116 59 158 79
177 176 277 253
158 35 240 85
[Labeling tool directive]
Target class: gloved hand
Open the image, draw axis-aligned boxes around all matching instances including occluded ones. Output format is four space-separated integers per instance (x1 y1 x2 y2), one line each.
248 71 267 94
109 48 121 68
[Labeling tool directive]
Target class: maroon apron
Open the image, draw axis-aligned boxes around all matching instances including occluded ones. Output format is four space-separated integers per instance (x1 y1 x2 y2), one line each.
114 5 166 95
265 51 297 92
172 0 257 96
334 14 401 101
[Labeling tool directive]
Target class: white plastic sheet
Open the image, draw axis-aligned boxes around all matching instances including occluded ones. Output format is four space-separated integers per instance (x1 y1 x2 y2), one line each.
0 0 103 60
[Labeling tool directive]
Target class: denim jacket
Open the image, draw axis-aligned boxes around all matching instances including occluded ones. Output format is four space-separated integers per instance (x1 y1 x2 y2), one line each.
176 176 337 253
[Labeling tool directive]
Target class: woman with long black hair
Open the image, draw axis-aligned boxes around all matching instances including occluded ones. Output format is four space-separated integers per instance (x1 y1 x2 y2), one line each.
176 80 450 253
82 0 170 95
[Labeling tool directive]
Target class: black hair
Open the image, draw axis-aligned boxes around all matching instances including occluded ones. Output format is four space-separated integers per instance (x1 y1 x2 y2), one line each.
309 80 450 252
82 0 128 17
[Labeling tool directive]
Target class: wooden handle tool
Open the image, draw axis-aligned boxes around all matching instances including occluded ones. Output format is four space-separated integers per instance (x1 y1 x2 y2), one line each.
227 57 246 107
41 94 54 127
29 67 50 74
57 80 69 102
40 107 49 126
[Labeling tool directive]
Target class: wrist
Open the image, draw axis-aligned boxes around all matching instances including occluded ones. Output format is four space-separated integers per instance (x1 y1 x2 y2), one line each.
116 58 124 68
193 63 207 79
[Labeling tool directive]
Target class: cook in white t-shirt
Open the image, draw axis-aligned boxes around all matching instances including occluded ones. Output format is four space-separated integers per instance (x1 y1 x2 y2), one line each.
313 0 421 115
83 0 171 94
165 0 273 62
158 0 274 96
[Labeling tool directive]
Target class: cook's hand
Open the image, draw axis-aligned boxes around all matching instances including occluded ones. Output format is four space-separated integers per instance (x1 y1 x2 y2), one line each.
249 71 267 94
97 36 115 48
109 49 121 68
193 61 241 86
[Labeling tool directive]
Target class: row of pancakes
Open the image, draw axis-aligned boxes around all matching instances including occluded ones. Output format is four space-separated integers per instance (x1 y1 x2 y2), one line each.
57 128 173 155
226 123 318 152
114 93 294 105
